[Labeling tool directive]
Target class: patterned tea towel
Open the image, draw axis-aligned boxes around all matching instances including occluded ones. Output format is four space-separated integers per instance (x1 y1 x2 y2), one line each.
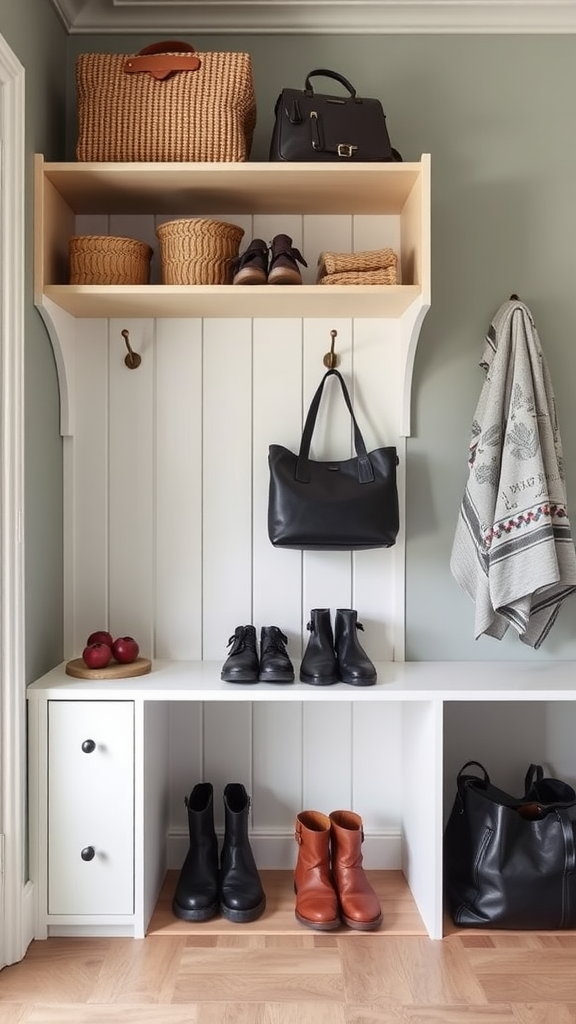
450 298 576 648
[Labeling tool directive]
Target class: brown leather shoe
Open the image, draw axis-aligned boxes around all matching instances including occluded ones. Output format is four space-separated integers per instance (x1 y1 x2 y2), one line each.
294 810 340 930
329 809 383 930
268 234 307 285
232 238 268 285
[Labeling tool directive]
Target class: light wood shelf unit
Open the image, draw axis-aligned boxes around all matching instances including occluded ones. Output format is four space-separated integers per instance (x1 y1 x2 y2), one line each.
34 154 430 320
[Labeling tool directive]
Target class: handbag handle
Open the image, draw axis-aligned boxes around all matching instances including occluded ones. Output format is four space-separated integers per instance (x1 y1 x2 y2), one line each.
295 369 376 484
304 69 360 103
124 41 201 81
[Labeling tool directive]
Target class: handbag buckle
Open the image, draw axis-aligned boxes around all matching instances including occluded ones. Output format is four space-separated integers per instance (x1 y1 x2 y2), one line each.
337 143 358 158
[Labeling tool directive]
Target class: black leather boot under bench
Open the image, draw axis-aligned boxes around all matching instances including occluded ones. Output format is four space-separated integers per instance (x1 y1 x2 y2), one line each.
220 782 266 922
172 782 219 921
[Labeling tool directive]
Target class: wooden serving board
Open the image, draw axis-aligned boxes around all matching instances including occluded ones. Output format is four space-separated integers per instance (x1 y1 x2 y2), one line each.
65 657 152 680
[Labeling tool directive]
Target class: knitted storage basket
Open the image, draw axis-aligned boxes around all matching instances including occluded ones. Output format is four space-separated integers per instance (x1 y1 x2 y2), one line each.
69 235 153 285
156 218 245 285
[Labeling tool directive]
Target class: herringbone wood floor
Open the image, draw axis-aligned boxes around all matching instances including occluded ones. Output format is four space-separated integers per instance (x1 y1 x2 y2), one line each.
2 871 576 1023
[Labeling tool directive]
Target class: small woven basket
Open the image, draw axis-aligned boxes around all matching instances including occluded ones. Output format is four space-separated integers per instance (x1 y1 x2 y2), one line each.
156 218 245 284
69 235 153 285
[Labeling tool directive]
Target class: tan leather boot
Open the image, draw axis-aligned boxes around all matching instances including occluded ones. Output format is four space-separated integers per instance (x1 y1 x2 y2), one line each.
294 810 340 930
329 810 383 930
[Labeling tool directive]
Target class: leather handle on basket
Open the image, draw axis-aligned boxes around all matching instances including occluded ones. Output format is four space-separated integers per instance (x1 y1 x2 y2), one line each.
124 41 201 81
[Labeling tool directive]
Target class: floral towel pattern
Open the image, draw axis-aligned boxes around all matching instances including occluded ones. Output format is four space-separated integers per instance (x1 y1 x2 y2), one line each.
450 299 576 648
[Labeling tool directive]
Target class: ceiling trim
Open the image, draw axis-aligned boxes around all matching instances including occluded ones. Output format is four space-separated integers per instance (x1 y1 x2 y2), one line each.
50 1 576 35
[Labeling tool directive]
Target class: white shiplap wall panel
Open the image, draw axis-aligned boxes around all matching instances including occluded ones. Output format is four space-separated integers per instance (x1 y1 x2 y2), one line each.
351 702 403 828
155 318 203 659
203 703 254 832
202 317 254 659
349 318 403 661
69 317 109 658
168 702 204 830
253 318 303 645
108 317 155 656
252 701 303 830
303 702 353 812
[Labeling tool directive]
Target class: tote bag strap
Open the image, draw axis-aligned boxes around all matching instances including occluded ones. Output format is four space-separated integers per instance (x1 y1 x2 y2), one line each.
296 368 374 484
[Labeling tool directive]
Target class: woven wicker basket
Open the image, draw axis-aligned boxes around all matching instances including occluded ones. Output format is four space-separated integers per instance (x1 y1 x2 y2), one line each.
156 218 245 285
69 235 153 285
76 46 256 162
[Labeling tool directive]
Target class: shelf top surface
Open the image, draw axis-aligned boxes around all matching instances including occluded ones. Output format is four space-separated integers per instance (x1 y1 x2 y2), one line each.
26 658 576 701
40 284 426 320
38 156 430 216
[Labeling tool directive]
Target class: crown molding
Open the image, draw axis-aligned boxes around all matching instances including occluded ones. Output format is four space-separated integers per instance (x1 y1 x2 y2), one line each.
50 1 576 35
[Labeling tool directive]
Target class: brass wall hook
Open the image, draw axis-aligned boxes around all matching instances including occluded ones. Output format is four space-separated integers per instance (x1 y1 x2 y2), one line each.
323 329 340 368
121 329 141 369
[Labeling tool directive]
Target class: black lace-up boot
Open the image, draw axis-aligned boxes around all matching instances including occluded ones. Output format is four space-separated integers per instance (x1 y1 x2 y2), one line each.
220 625 259 683
268 234 307 285
334 609 377 686
220 783 266 922
299 608 338 685
172 782 219 921
232 238 269 285
259 626 295 683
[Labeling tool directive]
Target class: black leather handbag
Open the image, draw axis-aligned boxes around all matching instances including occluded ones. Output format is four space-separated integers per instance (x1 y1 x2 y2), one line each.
269 68 402 163
267 368 399 551
444 760 576 930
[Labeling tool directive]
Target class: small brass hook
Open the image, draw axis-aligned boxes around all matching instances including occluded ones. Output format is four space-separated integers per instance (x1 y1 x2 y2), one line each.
121 329 141 369
323 329 339 369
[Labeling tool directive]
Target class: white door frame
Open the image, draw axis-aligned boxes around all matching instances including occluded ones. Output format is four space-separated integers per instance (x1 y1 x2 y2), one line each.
0 32 27 968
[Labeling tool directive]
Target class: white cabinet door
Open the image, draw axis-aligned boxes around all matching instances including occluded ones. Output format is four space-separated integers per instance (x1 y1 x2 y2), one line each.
48 700 134 916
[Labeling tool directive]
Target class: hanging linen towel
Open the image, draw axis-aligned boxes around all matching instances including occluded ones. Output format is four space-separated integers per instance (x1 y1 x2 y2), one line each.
450 298 576 648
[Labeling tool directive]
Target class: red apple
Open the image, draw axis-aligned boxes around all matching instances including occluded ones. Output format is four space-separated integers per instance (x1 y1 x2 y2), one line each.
86 630 114 649
82 642 112 669
112 636 139 664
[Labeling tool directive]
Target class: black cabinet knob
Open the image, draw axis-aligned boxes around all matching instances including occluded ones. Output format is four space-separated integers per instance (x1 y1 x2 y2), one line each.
80 846 96 861
81 739 96 753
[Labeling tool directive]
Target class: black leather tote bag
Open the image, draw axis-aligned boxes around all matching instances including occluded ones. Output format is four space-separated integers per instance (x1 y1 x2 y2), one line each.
444 760 576 929
269 69 402 163
267 368 399 551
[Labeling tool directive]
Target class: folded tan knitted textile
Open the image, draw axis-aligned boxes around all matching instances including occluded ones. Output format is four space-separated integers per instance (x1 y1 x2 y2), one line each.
318 267 397 285
317 247 398 278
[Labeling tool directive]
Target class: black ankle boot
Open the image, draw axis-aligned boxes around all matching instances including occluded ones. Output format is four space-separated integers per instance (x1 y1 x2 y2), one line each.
334 609 377 686
172 782 219 921
299 608 338 685
259 626 294 683
220 783 266 922
220 624 259 683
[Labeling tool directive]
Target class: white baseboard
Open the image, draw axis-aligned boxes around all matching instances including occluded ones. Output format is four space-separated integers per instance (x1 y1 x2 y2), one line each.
167 828 402 871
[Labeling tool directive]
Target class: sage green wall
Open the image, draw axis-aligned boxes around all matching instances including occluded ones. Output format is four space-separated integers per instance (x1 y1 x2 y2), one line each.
68 33 576 661
18 28 576 667
0 5 67 682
